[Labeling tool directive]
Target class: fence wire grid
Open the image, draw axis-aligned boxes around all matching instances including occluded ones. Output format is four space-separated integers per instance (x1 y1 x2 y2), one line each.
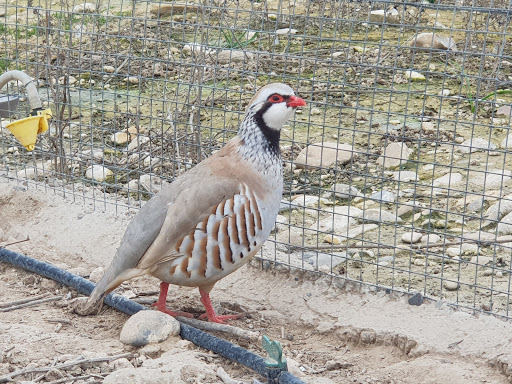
1 0 512 320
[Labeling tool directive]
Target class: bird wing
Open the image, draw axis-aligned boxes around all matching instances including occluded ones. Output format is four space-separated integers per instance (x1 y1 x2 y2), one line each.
135 166 242 269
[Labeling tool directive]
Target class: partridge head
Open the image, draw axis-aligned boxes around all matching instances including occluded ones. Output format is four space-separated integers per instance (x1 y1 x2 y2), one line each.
80 83 306 323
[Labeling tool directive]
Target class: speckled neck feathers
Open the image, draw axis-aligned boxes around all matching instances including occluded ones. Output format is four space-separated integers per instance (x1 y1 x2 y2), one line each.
236 107 282 175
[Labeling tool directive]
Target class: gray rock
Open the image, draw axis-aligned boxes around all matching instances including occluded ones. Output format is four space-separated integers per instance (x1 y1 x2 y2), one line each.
408 293 424 306
217 50 254 64
305 252 349 268
393 170 417 182
369 190 395 203
331 183 360 199
433 172 463 187
279 200 300 213
355 208 402 224
459 138 496 153
313 206 362 232
293 195 322 208
73 3 96 13
500 134 512 149
444 280 459 291
401 231 422 244
470 169 512 190
410 33 457 50
469 256 491 265
294 142 354 169
139 174 169 194
85 165 113 182
484 197 512 222
369 9 400 24
420 233 441 244
376 142 413 169
467 197 485 212
498 212 512 235
120 310 180 347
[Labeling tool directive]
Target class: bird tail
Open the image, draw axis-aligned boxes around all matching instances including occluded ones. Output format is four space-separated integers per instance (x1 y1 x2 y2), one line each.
76 256 145 315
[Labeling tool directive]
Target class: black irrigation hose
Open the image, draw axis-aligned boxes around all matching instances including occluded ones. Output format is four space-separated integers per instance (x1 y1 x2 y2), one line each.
0 248 306 384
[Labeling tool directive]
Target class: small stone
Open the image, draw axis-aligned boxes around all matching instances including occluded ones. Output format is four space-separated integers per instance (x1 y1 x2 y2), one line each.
498 212 512 235
421 121 434 131
376 142 412 169
500 134 512 149
401 231 423 244
369 9 400 24
444 281 459 291
470 169 512 190
325 360 342 370
355 209 402 224
439 89 451 96
413 259 425 266
470 256 491 265
293 194 322 208
393 170 417 182
88 267 105 283
276 28 298 35
103 65 115 73
295 142 354 169
217 50 254 64
120 310 180 347
85 165 113 182
433 172 463 187
408 293 424 306
331 183 360 199
483 269 493 276
370 190 395 203
485 198 512 222
310 107 321 115
496 271 504 278
446 247 461 257
125 76 140 85
323 234 342 245
73 2 96 12
420 234 441 244
455 136 464 144
459 137 496 153
110 131 130 145
405 70 426 81
109 358 134 370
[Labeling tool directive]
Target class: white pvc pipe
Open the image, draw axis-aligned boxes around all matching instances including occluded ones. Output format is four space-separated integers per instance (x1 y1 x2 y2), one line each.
0 70 43 111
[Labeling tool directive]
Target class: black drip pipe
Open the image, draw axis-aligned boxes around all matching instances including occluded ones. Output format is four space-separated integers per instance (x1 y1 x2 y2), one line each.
0 248 306 384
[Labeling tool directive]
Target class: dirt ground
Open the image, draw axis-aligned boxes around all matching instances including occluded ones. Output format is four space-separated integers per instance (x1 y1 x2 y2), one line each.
1 179 512 384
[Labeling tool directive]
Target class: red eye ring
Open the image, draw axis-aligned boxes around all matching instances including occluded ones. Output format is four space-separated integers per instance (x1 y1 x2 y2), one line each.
268 94 284 103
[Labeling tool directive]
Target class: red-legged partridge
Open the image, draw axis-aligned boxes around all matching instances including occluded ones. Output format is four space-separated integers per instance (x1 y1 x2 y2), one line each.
83 83 306 323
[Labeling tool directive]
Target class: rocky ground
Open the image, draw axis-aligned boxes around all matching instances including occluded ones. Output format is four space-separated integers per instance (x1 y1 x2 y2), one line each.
1 175 512 384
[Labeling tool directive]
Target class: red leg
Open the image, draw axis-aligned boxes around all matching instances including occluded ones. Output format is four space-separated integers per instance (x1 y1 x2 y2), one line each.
152 282 194 318
199 288 244 324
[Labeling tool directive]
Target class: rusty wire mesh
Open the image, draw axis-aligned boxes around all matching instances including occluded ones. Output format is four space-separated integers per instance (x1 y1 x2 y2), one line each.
1 0 512 319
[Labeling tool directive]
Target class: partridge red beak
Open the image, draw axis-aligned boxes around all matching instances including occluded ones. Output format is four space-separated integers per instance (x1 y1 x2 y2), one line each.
287 95 307 108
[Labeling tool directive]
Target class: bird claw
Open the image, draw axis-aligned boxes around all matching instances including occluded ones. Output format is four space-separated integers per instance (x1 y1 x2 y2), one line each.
152 303 195 318
198 312 244 324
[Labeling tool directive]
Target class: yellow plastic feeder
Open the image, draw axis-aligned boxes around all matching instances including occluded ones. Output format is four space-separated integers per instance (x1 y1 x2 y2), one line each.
5 108 52 151
0 70 53 152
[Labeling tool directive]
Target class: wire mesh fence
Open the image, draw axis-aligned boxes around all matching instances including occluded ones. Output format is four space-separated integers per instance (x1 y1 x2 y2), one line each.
1 0 512 319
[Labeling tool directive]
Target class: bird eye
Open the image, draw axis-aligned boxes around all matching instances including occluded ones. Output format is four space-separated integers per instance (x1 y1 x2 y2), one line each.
269 94 284 103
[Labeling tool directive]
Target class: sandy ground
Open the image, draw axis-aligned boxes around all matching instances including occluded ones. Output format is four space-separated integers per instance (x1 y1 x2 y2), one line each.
1 178 512 384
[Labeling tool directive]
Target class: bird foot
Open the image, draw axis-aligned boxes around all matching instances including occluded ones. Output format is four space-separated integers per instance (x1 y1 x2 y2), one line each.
152 302 195 318
198 312 244 324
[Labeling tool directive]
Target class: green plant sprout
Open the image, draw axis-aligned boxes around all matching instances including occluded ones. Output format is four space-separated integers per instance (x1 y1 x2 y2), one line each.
221 29 259 49
453 61 512 114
